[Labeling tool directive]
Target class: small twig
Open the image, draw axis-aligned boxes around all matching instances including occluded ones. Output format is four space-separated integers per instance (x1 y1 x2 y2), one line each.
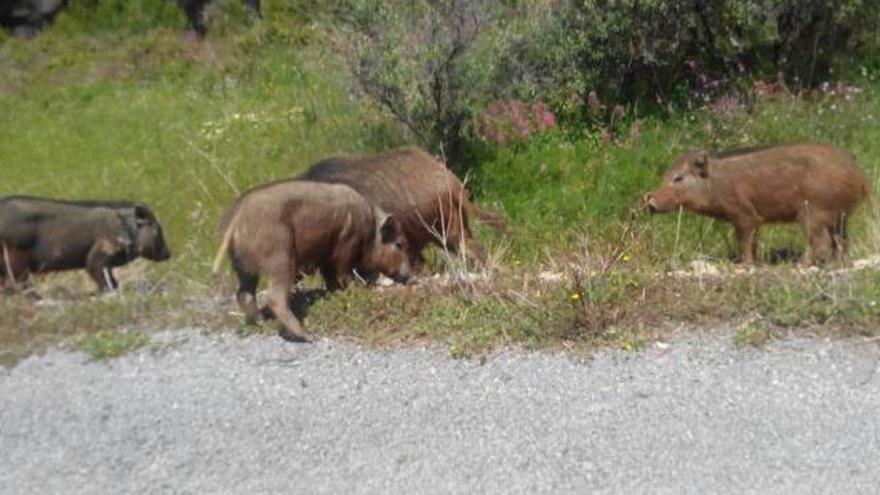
3 244 17 285
185 140 240 196
506 289 540 309
673 205 684 263
102 268 115 291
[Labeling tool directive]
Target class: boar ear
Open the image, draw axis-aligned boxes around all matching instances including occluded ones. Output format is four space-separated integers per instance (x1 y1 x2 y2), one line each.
693 152 709 178
379 214 399 244
133 205 156 225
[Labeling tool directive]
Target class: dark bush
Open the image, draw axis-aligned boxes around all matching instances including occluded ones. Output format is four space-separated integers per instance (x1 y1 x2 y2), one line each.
329 0 509 167
502 0 880 115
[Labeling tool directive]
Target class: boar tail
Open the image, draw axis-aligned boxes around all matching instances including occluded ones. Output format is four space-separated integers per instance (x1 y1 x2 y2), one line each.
211 211 239 275
476 208 506 232
465 200 506 232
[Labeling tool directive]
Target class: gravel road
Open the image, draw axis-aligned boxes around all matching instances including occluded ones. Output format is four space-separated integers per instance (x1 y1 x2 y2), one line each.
2 328 880 494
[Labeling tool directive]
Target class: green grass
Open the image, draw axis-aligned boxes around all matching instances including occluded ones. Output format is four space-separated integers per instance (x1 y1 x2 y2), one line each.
733 322 773 349
75 330 150 360
473 87 880 265
2 8 880 362
0 15 402 283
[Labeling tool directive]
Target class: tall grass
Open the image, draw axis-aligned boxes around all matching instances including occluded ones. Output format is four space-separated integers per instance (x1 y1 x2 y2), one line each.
0 20 402 281
473 82 880 266
4 10 878 279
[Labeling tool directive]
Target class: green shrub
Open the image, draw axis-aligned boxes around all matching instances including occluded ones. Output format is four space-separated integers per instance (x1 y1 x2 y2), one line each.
327 0 515 167
327 0 879 158
499 0 880 114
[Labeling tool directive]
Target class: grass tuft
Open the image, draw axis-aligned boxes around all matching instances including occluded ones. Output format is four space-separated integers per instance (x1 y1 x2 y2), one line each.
733 321 773 349
75 330 150 360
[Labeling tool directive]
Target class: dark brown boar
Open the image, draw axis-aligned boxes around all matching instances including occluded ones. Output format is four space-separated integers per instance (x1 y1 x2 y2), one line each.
212 181 412 342
645 143 870 265
299 146 503 272
0 196 171 291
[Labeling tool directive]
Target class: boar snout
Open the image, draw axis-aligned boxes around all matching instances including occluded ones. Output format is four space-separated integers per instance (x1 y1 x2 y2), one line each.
156 244 172 261
642 193 660 213
141 233 171 261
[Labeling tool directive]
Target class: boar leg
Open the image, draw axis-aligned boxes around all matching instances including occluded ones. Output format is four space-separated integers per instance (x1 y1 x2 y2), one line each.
463 238 487 265
799 209 834 266
86 242 121 291
733 222 759 265
804 222 833 266
232 256 261 325
86 264 117 291
829 214 849 260
265 258 312 343
319 262 342 292
441 214 486 266
445 237 486 266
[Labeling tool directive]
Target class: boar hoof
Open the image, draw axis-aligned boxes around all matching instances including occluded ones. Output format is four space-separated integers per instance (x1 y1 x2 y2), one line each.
279 327 313 343
259 306 277 321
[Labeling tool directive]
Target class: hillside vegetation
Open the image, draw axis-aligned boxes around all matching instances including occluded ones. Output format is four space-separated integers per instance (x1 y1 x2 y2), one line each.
2 0 880 362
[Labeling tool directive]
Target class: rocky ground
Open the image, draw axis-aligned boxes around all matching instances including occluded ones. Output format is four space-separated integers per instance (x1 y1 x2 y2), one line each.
2 327 880 494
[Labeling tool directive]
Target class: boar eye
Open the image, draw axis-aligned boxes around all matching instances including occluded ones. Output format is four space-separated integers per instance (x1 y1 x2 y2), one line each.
395 241 404 250
672 174 684 183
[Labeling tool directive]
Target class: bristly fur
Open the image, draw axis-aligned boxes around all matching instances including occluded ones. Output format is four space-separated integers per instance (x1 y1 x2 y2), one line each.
213 180 410 342
648 142 869 265
299 146 502 268
709 144 777 159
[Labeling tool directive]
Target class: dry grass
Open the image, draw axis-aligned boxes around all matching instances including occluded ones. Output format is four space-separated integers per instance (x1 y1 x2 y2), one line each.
3 244 879 366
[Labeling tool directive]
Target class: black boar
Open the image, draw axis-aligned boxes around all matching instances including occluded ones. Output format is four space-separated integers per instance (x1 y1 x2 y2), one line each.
212 180 412 342
299 146 503 271
178 0 260 37
0 0 67 36
0 196 171 291
645 143 869 265
1 1 260 38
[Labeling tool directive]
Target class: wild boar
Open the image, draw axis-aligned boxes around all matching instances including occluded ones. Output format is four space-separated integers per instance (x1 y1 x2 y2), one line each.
1 0 260 38
0 0 66 36
0 196 171 291
178 0 261 37
645 143 870 265
212 180 412 342
299 146 503 271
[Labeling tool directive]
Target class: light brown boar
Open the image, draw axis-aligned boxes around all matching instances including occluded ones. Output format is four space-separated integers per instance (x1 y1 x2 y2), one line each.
299 146 503 271
645 143 870 265
212 181 412 342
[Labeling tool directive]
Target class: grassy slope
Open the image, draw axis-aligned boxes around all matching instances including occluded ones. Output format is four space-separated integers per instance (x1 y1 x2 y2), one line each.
0 14 401 282
1 6 880 362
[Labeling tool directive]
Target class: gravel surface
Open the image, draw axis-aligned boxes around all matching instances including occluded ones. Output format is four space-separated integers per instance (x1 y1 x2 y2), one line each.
2 328 880 494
